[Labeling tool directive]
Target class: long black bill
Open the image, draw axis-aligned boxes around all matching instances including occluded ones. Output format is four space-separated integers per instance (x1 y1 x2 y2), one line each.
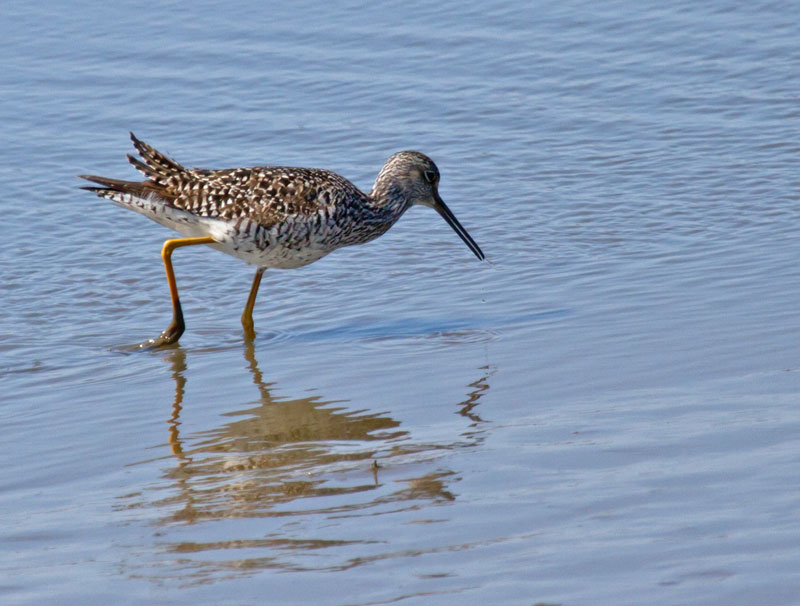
433 192 485 261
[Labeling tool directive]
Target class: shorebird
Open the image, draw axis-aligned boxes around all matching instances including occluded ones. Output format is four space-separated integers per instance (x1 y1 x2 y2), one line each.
80 133 485 347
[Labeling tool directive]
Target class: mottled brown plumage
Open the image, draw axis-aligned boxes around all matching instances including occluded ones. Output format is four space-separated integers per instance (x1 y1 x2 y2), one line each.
93 133 368 231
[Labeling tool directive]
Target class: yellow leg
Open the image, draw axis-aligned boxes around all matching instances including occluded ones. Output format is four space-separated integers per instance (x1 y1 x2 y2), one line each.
142 236 216 348
241 268 265 340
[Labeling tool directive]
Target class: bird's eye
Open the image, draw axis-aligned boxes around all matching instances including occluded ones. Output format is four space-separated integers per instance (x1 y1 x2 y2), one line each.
424 170 436 184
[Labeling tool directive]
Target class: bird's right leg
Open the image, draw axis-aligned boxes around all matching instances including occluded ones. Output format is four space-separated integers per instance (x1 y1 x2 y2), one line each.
140 236 216 348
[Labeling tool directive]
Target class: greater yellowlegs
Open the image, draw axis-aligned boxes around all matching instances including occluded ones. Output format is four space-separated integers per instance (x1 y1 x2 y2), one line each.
80 133 484 347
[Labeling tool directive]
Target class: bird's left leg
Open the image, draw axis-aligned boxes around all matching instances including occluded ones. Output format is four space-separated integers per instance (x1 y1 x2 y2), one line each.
241 268 265 340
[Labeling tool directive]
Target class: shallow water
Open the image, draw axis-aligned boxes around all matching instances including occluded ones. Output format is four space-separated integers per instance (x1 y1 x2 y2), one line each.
2 1 800 604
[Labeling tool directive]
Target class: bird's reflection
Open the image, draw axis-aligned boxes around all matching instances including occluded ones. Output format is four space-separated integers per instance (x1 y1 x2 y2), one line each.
160 342 407 523
166 347 187 457
135 341 494 579
459 366 491 424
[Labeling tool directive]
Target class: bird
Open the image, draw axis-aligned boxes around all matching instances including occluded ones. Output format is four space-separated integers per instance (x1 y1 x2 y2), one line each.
79 133 485 348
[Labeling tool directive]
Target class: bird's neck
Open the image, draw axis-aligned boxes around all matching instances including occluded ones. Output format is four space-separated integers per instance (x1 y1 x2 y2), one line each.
367 172 413 222
332 163 415 246
349 191 406 243
331 184 409 248
367 188 407 219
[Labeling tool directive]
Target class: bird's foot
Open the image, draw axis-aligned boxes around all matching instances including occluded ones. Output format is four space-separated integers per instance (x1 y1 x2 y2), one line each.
137 319 185 349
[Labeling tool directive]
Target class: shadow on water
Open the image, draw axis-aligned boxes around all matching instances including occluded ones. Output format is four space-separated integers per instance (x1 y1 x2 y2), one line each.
270 309 569 347
120 341 494 581
164 308 570 354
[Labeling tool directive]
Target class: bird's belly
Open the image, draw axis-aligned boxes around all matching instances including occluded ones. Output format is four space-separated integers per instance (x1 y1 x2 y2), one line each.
211 237 334 269
163 212 342 269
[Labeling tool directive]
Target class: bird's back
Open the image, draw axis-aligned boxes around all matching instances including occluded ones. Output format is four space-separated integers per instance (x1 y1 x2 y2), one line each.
166 165 371 227
123 134 368 229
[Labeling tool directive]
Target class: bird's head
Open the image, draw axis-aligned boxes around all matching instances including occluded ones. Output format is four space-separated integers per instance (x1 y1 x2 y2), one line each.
374 151 485 260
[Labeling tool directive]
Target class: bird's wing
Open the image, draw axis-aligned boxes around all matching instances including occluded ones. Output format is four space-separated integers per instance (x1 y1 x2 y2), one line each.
125 134 365 229
174 166 357 228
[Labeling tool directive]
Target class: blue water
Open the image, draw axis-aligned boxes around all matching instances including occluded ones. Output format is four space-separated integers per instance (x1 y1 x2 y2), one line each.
2 1 800 604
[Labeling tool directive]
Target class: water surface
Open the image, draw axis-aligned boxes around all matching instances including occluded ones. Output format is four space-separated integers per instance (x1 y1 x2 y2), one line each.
2 1 800 604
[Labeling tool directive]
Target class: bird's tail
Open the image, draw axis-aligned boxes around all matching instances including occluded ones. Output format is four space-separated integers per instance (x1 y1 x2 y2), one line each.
78 134 229 239
125 131 189 183
78 132 182 203
77 173 157 203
